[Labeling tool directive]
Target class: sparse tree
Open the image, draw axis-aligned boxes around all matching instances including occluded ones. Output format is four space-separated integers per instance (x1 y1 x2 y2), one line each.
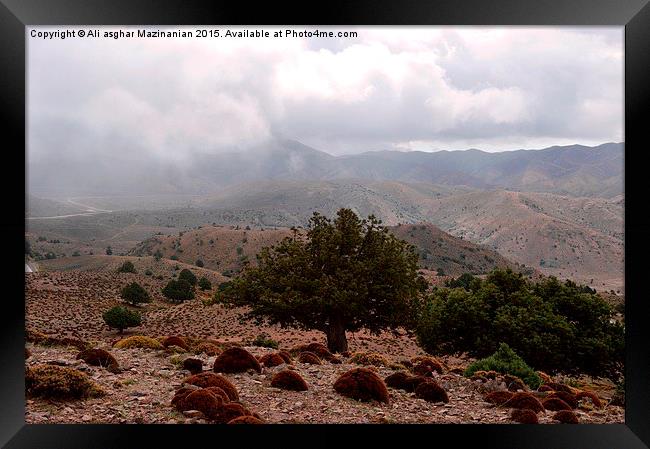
120 282 151 305
162 279 195 302
215 209 426 353
117 261 136 273
178 268 197 286
102 306 141 333
198 277 212 291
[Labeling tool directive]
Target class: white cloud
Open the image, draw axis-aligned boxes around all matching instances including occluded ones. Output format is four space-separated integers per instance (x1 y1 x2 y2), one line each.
28 26 623 159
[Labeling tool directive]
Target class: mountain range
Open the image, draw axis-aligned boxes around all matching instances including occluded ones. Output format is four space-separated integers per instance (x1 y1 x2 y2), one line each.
29 140 623 198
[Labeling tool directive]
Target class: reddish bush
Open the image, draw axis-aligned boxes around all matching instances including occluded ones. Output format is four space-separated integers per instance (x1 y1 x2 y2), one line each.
204 386 230 403
25 347 31 359
270 370 309 391
305 342 334 359
542 397 572 411
503 392 544 413
278 351 292 364
503 374 527 392
414 379 449 403
576 391 603 409
384 372 427 392
213 347 261 374
76 348 119 371
183 358 203 374
183 372 239 401
545 382 576 394
211 402 249 423
333 367 389 403
163 336 189 350
553 410 579 424
412 358 444 376
511 408 539 424
538 385 554 392
298 352 322 365
484 390 515 405
548 391 578 408
171 386 198 410
176 389 224 417
259 353 285 367
228 415 265 424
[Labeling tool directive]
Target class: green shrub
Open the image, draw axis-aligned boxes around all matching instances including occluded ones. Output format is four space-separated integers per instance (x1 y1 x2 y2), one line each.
416 269 624 379
153 250 163 261
464 343 541 389
162 279 195 302
102 306 142 333
26 364 105 399
251 333 278 349
120 282 151 305
198 277 212 291
195 259 204 267
178 268 197 286
170 254 178 261
117 260 136 273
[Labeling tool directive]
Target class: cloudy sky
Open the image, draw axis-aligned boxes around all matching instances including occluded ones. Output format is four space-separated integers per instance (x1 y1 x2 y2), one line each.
28 26 623 160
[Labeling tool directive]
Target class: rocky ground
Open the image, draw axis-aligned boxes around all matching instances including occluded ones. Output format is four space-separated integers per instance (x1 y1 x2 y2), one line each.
25 271 625 424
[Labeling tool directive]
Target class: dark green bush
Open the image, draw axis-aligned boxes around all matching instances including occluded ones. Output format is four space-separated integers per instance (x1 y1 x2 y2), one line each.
195 259 204 268
464 343 541 388
251 333 279 349
198 277 212 291
102 306 141 333
120 282 151 305
162 279 195 302
178 268 197 286
416 268 624 379
117 261 136 273
144 269 153 276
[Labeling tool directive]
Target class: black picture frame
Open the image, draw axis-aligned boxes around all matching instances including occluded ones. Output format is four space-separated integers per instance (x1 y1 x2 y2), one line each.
2 0 649 447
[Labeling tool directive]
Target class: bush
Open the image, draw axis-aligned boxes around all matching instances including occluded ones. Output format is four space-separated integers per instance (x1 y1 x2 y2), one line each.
416 269 624 379
120 282 151 305
182 358 203 374
76 348 119 371
213 347 261 373
102 306 141 333
162 336 189 350
259 353 285 367
117 260 136 273
465 343 541 389
154 250 163 261
195 259 204 267
144 269 153 276
333 367 389 403
251 333 278 349
182 372 239 401
26 365 105 399
178 269 197 286
511 408 539 424
113 335 163 350
414 379 449 403
162 279 195 302
271 370 309 391
350 352 391 368
198 277 212 291
106 246 113 255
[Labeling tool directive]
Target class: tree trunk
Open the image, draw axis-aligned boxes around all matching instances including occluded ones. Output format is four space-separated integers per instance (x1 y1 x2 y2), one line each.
326 314 348 353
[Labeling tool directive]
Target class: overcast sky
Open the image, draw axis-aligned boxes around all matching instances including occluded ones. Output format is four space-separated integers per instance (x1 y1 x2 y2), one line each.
28 26 623 160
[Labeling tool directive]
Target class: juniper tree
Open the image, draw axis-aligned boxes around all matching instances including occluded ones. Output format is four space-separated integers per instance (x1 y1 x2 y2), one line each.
215 208 426 353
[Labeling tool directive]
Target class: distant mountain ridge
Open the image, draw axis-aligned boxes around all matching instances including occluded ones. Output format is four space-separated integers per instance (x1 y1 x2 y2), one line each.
29 140 623 198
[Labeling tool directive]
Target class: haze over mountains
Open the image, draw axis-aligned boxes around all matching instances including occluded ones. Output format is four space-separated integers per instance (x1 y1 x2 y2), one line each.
29 140 623 198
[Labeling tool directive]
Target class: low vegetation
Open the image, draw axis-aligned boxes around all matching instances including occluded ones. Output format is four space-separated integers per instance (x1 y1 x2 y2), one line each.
120 282 151 305
416 269 624 379
102 306 142 333
162 279 195 302
464 343 542 389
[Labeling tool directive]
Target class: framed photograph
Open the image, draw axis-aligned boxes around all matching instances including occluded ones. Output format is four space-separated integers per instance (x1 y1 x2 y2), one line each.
3 0 649 447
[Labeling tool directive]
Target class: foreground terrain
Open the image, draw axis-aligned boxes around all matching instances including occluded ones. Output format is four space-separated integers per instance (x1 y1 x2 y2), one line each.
25 271 624 424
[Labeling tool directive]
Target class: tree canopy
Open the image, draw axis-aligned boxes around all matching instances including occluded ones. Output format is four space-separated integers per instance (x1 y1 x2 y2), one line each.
416 269 624 379
215 208 426 352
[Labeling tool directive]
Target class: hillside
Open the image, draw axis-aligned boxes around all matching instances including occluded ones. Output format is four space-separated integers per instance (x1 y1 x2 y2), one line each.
128 222 523 278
